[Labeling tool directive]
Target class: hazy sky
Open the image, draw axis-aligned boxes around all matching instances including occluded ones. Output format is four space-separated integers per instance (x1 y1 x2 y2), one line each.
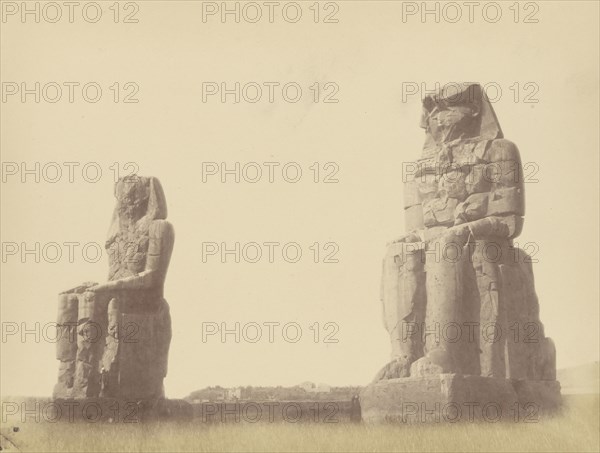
1 1 599 398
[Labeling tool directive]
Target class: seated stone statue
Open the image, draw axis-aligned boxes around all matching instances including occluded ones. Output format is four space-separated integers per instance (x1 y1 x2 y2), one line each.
54 176 174 400
374 83 555 382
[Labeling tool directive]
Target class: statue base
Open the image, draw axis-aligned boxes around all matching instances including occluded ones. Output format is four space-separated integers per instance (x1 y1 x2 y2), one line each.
50 398 193 423
359 374 561 423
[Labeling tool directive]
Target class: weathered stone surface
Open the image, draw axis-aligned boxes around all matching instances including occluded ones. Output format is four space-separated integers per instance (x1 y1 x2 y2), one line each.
370 83 559 422
404 204 425 231
360 375 561 423
55 293 78 361
53 360 76 399
53 176 174 401
511 379 562 413
377 83 556 381
50 398 192 423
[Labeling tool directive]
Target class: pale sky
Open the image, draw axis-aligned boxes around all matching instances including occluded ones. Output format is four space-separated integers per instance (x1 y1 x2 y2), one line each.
1 1 599 398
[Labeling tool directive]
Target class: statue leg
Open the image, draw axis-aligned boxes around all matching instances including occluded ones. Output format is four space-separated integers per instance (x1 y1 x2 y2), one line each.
154 298 172 387
115 298 172 399
510 248 556 381
73 291 110 398
472 239 507 378
100 298 121 398
374 242 426 381
500 247 528 379
54 293 79 398
536 338 557 381
412 230 470 376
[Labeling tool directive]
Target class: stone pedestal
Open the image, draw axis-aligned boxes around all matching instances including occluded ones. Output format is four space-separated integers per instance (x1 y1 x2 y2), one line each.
50 398 193 423
360 374 561 423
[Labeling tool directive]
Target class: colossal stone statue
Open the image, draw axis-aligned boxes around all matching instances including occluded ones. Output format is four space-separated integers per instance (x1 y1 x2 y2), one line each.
361 83 560 422
54 176 174 401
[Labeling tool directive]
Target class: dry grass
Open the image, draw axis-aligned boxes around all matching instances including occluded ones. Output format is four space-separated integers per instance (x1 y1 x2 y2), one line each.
1 394 598 452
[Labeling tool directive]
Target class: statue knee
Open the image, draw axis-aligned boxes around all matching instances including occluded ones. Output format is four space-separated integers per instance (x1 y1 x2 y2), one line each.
56 293 79 361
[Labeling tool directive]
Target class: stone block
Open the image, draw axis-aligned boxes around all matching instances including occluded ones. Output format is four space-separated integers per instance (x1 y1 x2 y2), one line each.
360 374 560 423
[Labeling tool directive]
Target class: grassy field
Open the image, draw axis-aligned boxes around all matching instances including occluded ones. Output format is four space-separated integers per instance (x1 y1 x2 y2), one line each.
1 394 598 452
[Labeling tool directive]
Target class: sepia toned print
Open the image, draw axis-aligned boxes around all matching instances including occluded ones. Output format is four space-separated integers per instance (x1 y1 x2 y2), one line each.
1 1 598 452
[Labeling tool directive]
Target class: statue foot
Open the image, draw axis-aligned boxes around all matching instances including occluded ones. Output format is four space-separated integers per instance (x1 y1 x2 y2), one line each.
372 356 414 382
410 350 454 377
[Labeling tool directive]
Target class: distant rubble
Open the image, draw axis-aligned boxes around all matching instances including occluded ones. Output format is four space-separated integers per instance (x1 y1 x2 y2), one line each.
184 361 600 403
184 383 363 403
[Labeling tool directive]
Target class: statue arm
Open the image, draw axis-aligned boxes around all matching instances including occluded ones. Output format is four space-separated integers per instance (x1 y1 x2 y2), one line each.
89 220 175 292
392 175 425 244
485 139 525 218
59 281 98 294
454 139 525 239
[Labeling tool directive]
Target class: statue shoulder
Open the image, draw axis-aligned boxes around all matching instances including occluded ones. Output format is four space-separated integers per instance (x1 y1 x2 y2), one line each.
149 219 175 241
486 138 522 164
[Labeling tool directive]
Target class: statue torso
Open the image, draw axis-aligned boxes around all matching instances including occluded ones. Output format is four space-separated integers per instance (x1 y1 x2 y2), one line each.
416 140 492 228
107 229 149 281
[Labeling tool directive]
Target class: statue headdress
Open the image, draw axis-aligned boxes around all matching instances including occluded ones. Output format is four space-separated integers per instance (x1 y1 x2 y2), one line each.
105 176 167 247
419 83 503 156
